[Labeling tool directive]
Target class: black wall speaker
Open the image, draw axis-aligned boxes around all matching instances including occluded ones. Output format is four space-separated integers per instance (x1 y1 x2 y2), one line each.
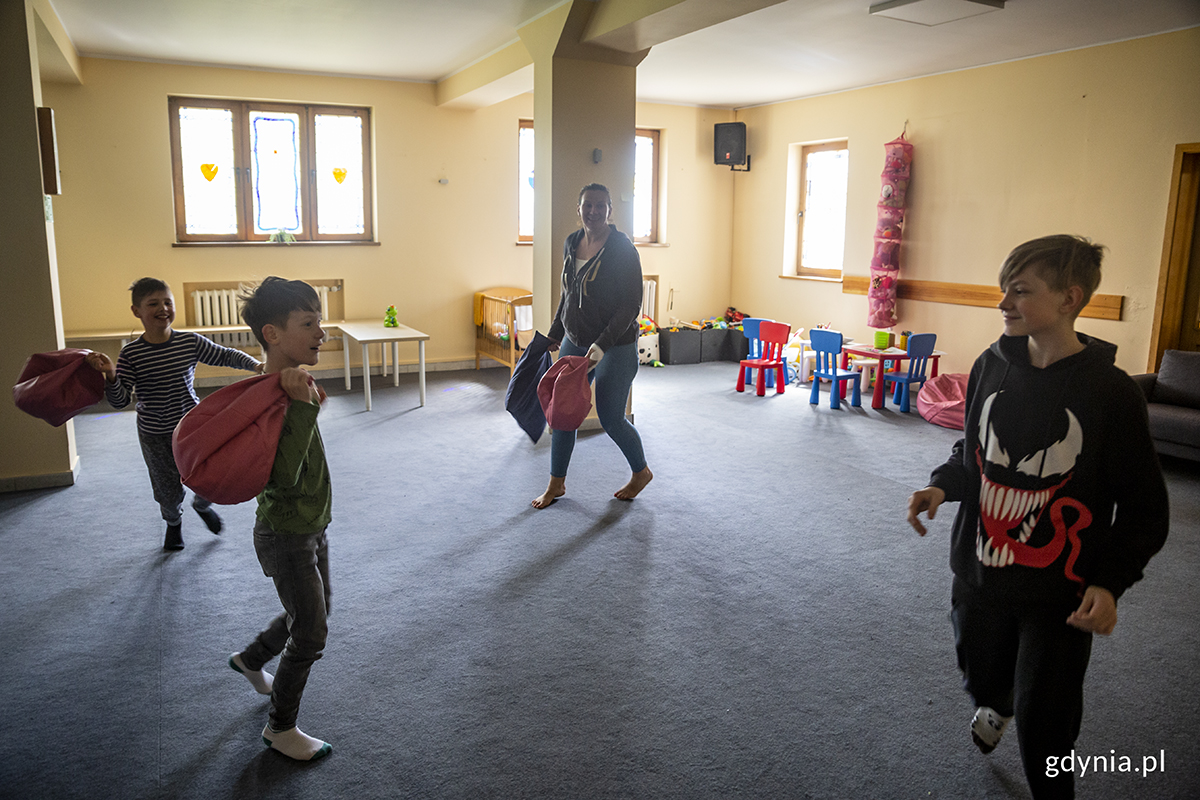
714 122 746 166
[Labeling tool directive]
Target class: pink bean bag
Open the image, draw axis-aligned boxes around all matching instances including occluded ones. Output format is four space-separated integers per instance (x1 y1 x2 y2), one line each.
12 349 106 427
537 355 593 432
918 373 968 430
173 373 291 505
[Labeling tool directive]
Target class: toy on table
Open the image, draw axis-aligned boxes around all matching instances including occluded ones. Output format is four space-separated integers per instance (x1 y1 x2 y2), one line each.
383 305 398 328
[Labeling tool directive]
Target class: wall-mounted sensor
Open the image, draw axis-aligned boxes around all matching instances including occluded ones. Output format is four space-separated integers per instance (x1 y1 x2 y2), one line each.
438 178 449 185
593 148 602 164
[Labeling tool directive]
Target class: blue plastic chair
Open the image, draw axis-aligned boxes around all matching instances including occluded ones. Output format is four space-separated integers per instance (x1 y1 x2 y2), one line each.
883 333 937 413
741 318 776 389
808 329 861 409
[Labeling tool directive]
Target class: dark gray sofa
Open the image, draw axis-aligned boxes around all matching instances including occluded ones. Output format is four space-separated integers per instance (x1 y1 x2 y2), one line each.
1132 349 1200 462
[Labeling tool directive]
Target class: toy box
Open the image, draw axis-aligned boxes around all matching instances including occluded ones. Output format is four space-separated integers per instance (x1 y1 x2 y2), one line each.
700 328 731 362
660 328 701 365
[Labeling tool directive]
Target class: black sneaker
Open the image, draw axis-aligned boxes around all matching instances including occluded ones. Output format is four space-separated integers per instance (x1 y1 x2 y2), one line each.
194 506 223 534
163 523 184 551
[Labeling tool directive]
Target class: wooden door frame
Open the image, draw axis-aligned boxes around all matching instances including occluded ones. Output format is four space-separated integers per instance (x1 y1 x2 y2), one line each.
1149 142 1200 371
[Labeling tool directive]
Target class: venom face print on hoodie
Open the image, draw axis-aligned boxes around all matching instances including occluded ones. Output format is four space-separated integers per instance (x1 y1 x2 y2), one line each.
929 333 1168 604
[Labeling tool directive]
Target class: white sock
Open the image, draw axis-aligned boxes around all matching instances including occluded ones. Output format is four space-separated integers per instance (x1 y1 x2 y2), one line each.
262 724 332 761
229 652 274 695
971 706 1013 753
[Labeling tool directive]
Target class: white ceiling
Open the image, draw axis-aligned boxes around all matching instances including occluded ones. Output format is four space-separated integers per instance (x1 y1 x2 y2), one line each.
43 0 1200 108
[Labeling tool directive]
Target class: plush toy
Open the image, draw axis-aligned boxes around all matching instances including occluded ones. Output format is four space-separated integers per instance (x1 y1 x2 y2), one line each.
383 305 398 328
492 321 510 341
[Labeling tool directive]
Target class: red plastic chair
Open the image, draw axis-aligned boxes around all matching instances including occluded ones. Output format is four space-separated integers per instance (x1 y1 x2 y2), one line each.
736 320 790 396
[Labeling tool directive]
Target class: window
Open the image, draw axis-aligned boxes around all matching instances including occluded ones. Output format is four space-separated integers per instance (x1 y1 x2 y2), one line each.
517 120 535 243
792 141 848 278
169 97 372 243
632 128 660 243
516 123 660 243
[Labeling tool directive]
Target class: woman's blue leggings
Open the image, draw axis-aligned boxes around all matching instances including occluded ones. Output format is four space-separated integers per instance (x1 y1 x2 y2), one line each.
551 337 647 478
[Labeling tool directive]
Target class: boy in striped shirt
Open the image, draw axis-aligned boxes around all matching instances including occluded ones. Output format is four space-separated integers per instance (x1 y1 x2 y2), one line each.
86 277 262 550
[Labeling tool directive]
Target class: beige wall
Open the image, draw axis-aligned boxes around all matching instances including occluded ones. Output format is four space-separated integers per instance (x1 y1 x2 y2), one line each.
732 28 1200 376
39 58 735 372
636 101 736 324
39 30 1197 388
42 58 534 370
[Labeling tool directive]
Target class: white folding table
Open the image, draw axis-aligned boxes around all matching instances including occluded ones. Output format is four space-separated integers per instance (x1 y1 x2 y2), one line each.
335 320 429 411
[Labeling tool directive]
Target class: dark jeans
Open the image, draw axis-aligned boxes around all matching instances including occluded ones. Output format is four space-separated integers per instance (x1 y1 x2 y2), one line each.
243 522 330 731
137 430 212 525
951 578 1092 800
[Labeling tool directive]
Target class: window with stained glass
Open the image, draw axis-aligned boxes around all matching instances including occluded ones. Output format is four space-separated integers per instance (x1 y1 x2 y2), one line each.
169 97 372 243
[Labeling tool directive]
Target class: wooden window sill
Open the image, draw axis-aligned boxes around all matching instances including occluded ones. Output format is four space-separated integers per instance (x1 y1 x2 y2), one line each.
172 240 380 247
780 274 843 284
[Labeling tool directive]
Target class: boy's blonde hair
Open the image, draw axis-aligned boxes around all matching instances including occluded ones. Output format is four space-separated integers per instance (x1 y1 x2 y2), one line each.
239 277 321 349
998 235 1105 316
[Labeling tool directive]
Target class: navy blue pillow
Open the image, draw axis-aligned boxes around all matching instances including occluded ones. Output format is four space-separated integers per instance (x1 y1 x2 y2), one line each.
506 331 554 442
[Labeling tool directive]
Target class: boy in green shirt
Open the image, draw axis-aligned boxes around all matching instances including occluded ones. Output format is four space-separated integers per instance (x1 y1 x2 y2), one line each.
226 277 333 761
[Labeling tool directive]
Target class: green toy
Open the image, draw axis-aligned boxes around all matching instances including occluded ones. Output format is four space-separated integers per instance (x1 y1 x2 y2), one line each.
383 305 398 327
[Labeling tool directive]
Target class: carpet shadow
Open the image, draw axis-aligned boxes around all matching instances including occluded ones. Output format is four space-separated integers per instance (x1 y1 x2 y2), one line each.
499 502 635 598
158 709 269 799
230 739 332 800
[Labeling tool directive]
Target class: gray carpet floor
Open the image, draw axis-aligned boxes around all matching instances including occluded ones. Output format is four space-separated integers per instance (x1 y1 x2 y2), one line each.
1 361 1197 800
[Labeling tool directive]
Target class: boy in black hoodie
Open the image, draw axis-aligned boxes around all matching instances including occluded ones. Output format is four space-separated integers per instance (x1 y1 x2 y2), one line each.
906 235 1168 800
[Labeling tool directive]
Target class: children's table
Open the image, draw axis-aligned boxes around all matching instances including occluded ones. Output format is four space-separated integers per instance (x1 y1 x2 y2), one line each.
840 343 944 410
335 320 430 411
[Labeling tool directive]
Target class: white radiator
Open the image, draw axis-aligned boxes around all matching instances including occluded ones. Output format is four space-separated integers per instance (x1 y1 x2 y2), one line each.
192 285 332 348
641 279 656 322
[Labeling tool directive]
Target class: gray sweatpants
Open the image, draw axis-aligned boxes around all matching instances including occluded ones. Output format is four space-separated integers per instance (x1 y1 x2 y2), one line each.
137 430 212 525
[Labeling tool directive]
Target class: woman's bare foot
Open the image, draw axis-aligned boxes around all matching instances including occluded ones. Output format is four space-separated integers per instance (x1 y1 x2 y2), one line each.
614 466 653 500
532 477 566 509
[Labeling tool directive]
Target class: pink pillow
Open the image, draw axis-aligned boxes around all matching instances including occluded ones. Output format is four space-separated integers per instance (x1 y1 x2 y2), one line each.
537 356 593 432
918 373 968 430
12 349 106 427
173 373 291 505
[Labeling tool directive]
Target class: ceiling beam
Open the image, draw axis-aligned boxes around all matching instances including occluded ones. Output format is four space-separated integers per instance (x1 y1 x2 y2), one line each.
581 0 788 53
436 39 533 109
32 0 82 85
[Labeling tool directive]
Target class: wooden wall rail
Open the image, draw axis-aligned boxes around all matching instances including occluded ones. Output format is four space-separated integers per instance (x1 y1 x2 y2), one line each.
841 276 1123 321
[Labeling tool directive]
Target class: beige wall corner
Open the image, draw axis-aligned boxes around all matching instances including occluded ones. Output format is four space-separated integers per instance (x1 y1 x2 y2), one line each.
437 40 533 110
33 0 82 85
583 0 787 52
1 0 78 491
